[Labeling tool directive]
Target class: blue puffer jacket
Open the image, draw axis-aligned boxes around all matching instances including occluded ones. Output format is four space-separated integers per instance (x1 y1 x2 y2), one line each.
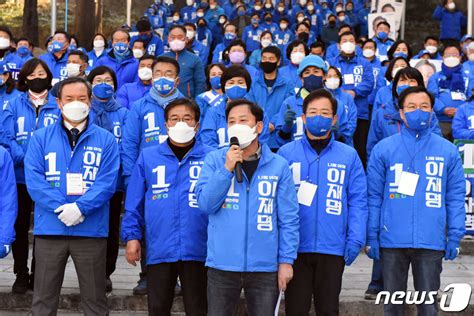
278 135 368 256
121 90 184 178
130 34 164 57
328 54 374 120
163 49 206 98
24 119 119 237
116 80 151 109
367 126 466 250
196 144 299 272
39 52 69 85
121 140 213 265
0 145 17 246
1 92 60 183
452 99 474 139
432 5 467 41
95 51 139 88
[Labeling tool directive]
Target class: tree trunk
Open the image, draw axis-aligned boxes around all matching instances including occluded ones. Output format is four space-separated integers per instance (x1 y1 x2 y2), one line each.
74 0 96 51
96 0 103 34
22 0 39 47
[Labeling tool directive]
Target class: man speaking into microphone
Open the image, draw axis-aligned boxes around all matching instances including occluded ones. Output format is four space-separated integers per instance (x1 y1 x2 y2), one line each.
196 99 299 316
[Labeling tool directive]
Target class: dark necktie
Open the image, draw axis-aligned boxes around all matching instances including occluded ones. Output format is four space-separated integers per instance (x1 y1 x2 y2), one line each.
71 128 79 148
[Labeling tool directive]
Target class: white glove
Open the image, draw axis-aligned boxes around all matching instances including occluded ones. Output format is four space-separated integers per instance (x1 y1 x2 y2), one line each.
54 203 84 227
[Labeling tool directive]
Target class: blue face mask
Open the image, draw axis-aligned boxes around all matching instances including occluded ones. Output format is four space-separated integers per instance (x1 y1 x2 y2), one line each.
93 83 114 100
251 18 259 25
226 85 247 99
210 76 221 90
47 44 53 53
153 77 175 95
393 52 408 59
396 84 410 96
17 46 29 56
51 41 64 53
69 44 77 51
238 10 245 16
306 115 333 137
404 109 431 131
224 33 236 41
303 75 324 92
377 31 388 40
113 42 129 55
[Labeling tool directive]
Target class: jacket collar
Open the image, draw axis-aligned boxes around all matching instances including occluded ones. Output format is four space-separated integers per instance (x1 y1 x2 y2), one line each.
400 124 431 139
220 142 275 166
301 132 335 157
159 139 207 161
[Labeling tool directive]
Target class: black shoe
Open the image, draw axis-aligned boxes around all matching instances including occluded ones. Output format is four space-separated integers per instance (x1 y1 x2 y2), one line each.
28 273 34 291
106 277 113 293
364 288 382 300
132 277 147 295
12 273 30 294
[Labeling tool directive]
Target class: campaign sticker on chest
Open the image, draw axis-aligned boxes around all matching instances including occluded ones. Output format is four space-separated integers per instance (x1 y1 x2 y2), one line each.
66 173 84 196
451 91 466 101
343 74 355 85
396 171 419 197
297 181 318 206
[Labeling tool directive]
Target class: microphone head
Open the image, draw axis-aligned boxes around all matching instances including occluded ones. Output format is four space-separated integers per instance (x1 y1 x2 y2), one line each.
229 136 240 146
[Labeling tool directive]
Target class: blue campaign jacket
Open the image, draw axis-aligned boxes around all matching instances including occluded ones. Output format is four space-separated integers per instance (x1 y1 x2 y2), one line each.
24 119 119 238
163 49 206 98
87 49 108 70
242 25 264 53
463 60 474 82
278 136 368 256
452 99 474 139
427 71 471 122
0 51 24 70
274 29 295 51
116 80 152 109
130 34 164 57
0 146 17 246
367 57 384 106
325 43 362 60
189 40 209 67
367 127 466 250
432 5 467 41
180 5 197 23
121 140 213 265
39 52 69 84
121 90 184 178
195 144 299 272
195 89 225 121
0 88 21 112
373 37 394 62
247 70 295 149
95 51 139 88
279 63 302 91
1 92 60 183
328 54 374 120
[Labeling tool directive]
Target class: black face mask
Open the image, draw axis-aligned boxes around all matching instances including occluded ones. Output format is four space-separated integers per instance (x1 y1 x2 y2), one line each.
265 17 272 22
260 61 278 73
26 78 50 93
329 20 336 26
298 32 309 42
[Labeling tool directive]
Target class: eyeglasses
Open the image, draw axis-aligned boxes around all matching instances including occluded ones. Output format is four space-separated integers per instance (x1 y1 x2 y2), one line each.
307 109 333 117
93 78 114 85
168 117 195 124
404 102 431 111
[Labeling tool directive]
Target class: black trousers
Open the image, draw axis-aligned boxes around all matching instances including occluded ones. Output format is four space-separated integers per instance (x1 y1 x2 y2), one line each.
12 184 35 275
285 253 345 316
353 119 370 169
106 191 124 278
147 261 207 316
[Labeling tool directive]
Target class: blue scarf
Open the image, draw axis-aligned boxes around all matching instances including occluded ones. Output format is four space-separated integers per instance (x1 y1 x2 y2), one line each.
149 87 180 108
91 97 121 132
439 63 465 92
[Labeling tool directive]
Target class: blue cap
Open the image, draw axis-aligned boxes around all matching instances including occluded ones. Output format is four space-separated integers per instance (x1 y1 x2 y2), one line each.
418 49 430 57
297 55 328 76
461 34 474 42
0 60 9 74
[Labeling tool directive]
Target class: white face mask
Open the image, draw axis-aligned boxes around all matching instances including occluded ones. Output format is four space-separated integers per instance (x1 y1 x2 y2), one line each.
325 77 340 90
186 31 195 40
0 37 10 49
363 49 375 58
66 63 81 78
168 121 196 143
255 5 261 10
227 124 257 149
425 45 438 54
93 40 105 50
447 2 455 10
197 12 204 17
186 0 193 6
133 49 144 59
392 66 403 78
138 67 153 81
468 53 474 62
169 39 186 52
291 51 306 65
340 42 356 54
444 56 460 68
261 39 272 48
307 5 314 11
62 101 90 123
338 15 345 22
280 23 288 30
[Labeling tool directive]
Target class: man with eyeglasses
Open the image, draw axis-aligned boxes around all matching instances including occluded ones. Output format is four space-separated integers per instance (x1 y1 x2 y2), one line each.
278 89 368 315
366 86 465 315
122 98 212 315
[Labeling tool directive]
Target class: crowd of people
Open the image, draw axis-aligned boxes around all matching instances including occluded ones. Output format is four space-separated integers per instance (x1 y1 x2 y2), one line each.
0 0 472 315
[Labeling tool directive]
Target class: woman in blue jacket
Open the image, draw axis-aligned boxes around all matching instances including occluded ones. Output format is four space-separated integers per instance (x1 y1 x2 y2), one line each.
195 63 226 121
432 0 467 43
0 61 21 116
222 40 259 78
248 30 274 68
1 57 60 294
87 33 108 71
279 40 309 91
87 66 128 292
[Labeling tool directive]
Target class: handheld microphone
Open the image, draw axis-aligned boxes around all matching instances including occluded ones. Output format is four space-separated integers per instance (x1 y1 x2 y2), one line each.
229 137 243 183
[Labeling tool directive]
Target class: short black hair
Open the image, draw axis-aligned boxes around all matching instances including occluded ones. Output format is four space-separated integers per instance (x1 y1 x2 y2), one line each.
424 35 439 43
168 25 187 36
184 22 197 31
225 99 264 123
387 40 413 61
261 45 281 60
303 89 338 115
92 33 107 45
224 23 238 33
338 31 356 43
54 29 71 42
385 56 409 82
286 39 309 60
362 39 377 50
136 18 152 32
392 67 424 99
112 29 131 42
441 43 462 56
221 65 252 93
87 66 118 91
139 54 156 63
153 56 180 75
17 58 53 92
376 21 391 29
223 39 247 62
16 37 31 46
398 86 435 109
310 41 325 51
68 50 89 64
57 77 92 99
338 24 352 33
206 63 226 90
70 34 80 47
133 39 146 47
165 97 201 122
